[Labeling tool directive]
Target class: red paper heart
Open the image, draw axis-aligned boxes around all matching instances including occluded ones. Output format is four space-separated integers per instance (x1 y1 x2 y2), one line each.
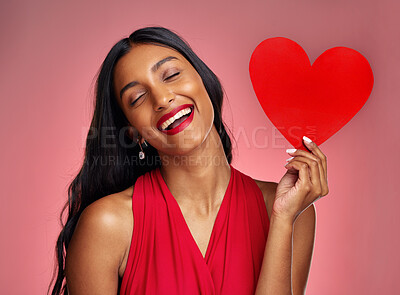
249 37 374 150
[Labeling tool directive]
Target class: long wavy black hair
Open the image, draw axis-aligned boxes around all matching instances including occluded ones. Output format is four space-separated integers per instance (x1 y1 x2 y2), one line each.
48 26 234 295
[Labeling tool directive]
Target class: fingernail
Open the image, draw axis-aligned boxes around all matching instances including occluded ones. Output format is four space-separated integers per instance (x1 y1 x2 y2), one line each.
303 136 313 143
286 156 294 162
286 148 297 154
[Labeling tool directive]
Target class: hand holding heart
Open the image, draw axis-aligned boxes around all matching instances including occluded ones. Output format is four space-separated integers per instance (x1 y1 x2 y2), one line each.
273 136 329 223
248 37 373 222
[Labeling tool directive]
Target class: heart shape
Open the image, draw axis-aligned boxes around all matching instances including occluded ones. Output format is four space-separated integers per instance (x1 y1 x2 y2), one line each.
249 37 374 150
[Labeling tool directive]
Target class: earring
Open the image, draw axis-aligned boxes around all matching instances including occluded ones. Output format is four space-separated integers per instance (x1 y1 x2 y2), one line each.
137 138 145 160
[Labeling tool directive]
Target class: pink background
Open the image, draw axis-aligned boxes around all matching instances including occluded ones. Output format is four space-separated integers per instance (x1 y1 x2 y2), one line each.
1 0 399 294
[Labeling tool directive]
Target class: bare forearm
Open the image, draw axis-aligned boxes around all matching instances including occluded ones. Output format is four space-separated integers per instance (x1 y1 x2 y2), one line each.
255 214 294 295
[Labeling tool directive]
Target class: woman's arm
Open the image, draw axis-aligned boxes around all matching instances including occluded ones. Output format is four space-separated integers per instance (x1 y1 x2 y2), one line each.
65 194 132 294
255 205 316 295
254 182 316 295
255 213 294 295
255 137 328 294
291 204 316 294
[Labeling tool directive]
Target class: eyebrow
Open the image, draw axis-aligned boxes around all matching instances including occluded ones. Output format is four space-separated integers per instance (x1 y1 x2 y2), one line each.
119 56 178 100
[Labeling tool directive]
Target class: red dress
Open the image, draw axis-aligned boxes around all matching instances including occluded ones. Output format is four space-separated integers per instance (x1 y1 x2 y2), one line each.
120 164 270 294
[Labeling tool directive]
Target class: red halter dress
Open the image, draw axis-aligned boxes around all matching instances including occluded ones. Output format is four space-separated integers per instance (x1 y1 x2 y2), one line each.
120 164 270 294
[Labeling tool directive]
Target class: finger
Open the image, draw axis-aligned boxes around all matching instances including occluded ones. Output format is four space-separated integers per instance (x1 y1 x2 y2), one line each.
301 136 327 179
286 156 322 196
286 148 325 192
284 160 312 193
302 137 329 196
286 147 319 161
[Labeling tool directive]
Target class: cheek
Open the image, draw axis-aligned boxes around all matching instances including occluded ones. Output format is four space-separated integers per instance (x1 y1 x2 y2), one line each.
180 71 206 95
179 77 201 94
128 111 162 145
180 76 213 115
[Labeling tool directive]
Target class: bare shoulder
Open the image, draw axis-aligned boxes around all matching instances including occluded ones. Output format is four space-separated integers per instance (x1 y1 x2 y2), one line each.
79 186 134 224
65 186 134 294
253 179 278 220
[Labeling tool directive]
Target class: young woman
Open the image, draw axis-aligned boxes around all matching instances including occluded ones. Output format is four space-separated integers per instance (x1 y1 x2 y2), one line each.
49 26 329 295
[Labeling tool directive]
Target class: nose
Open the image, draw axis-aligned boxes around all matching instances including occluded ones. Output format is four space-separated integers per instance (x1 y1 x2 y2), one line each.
150 84 175 112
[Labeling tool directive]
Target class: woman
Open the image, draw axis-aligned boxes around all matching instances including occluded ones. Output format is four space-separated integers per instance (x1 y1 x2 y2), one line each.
49 26 328 295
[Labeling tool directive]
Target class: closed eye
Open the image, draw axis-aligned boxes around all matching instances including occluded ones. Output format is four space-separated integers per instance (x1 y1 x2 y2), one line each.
130 93 145 106
165 72 180 81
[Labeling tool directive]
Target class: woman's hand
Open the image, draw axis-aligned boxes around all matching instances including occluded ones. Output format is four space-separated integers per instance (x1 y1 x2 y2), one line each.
273 136 329 223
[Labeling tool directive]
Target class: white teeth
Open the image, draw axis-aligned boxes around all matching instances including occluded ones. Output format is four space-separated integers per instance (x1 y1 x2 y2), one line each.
161 107 192 130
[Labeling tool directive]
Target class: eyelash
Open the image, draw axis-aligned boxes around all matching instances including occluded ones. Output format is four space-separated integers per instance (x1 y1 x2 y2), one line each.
164 71 180 80
130 94 144 106
129 71 181 106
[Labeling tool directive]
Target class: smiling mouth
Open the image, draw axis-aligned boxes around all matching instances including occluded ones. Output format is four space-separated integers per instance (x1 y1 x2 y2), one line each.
158 105 194 135
161 106 193 130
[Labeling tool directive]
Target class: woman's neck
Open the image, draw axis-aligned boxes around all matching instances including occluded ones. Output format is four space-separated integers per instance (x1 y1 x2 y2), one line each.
158 126 231 215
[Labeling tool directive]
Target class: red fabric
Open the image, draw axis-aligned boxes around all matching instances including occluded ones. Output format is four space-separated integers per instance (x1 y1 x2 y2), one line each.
120 164 270 295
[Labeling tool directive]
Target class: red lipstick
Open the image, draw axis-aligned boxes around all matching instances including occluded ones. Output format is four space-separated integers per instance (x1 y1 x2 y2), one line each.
157 104 194 135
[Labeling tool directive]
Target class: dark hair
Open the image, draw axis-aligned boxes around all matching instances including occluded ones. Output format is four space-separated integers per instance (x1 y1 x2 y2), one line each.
48 26 234 295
